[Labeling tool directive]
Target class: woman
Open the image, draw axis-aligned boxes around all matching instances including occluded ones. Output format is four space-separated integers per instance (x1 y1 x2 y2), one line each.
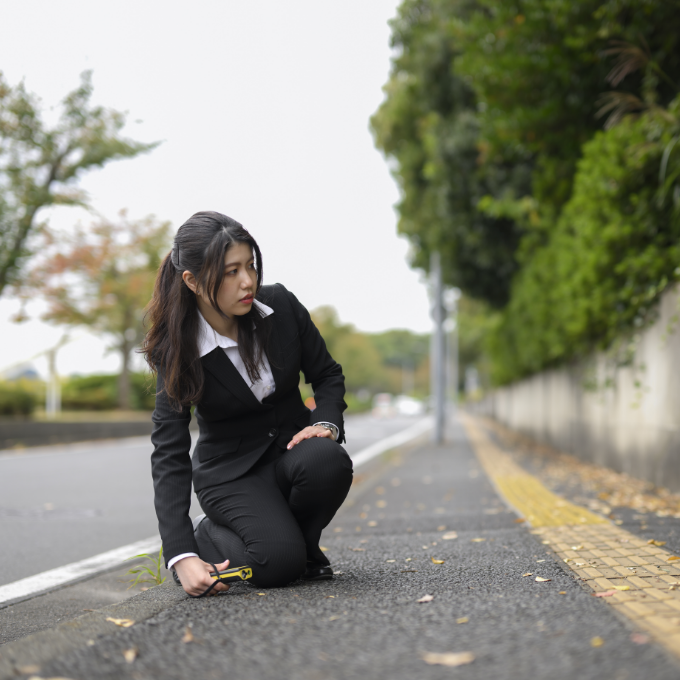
142 211 353 597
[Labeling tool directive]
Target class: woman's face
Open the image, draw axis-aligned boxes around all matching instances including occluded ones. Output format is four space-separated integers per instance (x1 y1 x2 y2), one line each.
184 241 258 318
212 242 258 316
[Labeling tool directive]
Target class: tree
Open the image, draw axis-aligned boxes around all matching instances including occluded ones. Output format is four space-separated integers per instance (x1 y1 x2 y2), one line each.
0 71 157 295
371 0 530 307
21 214 171 409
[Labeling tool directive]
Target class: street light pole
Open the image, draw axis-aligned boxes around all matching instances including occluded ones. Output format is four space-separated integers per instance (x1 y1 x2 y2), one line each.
430 251 445 444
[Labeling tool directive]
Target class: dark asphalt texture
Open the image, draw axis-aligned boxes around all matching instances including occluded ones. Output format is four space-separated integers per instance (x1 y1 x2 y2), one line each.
3 417 680 680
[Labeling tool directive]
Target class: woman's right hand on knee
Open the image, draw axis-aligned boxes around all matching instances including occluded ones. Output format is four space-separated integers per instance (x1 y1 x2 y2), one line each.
174 556 231 597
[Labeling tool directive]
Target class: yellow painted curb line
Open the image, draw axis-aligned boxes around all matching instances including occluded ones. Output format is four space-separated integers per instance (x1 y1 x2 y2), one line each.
461 413 680 659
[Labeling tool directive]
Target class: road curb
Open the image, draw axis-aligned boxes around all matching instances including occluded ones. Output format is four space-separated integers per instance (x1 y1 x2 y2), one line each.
0 581 186 680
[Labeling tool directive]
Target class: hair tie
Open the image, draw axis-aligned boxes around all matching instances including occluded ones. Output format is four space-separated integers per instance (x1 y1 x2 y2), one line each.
171 242 181 271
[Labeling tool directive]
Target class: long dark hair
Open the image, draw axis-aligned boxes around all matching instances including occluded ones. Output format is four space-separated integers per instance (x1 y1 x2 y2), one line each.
142 211 271 409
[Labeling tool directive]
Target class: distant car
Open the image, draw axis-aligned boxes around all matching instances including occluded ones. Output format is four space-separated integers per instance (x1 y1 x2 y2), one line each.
394 394 425 416
372 393 394 418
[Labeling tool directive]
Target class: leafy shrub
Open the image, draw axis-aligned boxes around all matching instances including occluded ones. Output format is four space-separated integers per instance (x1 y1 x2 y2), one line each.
61 374 118 410
0 382 37 416
491 98 680 383
61 372 157 411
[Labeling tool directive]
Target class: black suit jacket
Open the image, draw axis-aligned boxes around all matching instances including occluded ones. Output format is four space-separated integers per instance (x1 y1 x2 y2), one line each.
150 283 347 564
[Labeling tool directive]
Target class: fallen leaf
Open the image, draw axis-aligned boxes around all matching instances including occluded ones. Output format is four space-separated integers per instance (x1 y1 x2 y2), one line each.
563 558 573 563
350 548 365 552
536 559 545 563
456 617 469 624
613 585 630 591
437 525 446 531
401 569 418 573
442 531 458 540
329 615 340 621
591 636 604 648
647 539 667 546
571 545 584 551
16 666 40 675
431 557 445 565
417 594 434 603
320 546 329 551
422 545 428 549
106 617 135 628
257 593 266 596
522 573 533 577
422 651 475 667
514 518 526 523
667 556 680 562
631 633 649 644
367 521 378 527
182 627 195 643
535 577 551 582
325 595 335 598
376 500 387 508
123 647 138 663
559 591 567 595
471 538 486 543
386 559 396 563
592 590 616 597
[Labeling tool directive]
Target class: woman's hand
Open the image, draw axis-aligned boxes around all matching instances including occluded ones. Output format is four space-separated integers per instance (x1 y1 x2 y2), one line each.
174 556 231 597
287 425 334 450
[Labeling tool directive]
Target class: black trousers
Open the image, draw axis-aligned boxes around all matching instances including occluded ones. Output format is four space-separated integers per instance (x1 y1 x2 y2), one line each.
195 437 353 588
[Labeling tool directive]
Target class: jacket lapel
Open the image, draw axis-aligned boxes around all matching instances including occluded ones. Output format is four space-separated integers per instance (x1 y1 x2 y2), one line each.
201 348 267 411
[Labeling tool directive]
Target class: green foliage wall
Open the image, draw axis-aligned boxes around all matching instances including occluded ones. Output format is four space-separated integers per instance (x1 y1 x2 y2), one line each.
376 0 680 385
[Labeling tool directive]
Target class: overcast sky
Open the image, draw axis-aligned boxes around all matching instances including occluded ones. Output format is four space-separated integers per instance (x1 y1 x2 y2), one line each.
0 1 433 379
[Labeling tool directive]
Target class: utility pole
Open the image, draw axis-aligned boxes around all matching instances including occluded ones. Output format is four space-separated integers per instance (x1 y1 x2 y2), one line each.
444 288 461 420
45 334 70 418
430 251 446 443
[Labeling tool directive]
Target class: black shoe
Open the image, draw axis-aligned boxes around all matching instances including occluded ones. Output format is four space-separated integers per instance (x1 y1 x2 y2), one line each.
302 564 333 581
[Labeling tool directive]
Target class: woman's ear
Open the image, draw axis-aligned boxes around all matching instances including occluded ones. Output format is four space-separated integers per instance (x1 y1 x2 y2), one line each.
182 270 198 294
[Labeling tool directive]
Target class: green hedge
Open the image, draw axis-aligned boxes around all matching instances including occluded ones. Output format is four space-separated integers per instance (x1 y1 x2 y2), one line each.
61 373 156 411
490 98 680 383
0 382 37 416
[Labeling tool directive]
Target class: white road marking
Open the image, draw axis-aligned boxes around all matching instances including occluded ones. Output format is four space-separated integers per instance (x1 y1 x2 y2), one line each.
0 417 432 606
350 416 432 468
0 536 161 608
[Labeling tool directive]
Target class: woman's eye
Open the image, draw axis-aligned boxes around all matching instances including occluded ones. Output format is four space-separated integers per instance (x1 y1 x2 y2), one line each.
227 268 238 276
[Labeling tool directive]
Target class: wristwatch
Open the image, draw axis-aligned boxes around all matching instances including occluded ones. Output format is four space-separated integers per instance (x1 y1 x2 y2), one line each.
313 421 339 441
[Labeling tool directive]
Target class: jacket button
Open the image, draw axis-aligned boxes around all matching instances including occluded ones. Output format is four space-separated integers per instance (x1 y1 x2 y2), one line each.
268 428 277 437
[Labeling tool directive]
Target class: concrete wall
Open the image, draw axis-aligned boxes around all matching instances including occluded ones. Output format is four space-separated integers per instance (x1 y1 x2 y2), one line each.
473 285 680 491
0 417 198 450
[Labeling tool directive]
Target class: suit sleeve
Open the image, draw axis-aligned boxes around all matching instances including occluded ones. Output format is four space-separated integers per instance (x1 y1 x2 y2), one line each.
150 369 199 566
281 286 347 443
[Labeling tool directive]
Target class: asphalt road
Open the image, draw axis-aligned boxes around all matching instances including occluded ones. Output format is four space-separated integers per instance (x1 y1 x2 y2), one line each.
0 412 419 586
4 416 679 680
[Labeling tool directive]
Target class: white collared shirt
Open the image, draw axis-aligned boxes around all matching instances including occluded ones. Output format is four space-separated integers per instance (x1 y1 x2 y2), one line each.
196 300 276 402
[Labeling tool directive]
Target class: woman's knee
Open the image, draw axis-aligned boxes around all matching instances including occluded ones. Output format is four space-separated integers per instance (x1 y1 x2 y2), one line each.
289 437 353 483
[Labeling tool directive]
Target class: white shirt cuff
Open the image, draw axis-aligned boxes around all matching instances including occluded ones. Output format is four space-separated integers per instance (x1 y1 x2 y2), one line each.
167 552 199 570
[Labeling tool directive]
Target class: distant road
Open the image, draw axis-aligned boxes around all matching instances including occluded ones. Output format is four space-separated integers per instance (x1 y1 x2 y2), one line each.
0 412 423 586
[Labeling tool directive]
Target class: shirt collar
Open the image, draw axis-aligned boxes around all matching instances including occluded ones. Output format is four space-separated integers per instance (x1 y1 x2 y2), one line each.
197 299 274 358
